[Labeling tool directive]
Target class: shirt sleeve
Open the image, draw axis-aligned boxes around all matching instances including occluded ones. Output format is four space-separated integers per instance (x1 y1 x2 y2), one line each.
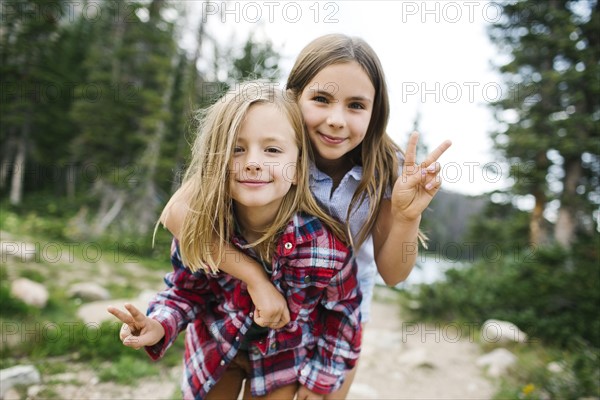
297 245 362 394
145 239 213 360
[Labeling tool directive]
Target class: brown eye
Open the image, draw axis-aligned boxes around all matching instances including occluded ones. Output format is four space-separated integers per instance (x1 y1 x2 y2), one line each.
349 102 365 110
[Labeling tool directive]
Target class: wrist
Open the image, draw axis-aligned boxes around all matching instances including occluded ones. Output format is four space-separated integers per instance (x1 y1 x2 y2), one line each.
394 213 422 225
246 271 271 289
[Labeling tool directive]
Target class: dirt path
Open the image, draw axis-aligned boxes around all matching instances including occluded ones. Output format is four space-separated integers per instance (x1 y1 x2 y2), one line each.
7 288 496 399
347 287 496 399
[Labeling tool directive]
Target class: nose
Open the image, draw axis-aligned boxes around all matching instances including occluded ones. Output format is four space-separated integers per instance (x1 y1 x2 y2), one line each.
244 162 262 172
326 106 346 129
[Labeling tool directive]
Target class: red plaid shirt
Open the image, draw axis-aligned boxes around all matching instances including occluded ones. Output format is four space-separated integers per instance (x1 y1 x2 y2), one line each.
145 212 362 399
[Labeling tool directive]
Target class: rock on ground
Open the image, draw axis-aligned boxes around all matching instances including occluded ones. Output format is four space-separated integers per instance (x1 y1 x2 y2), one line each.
347 288 496 399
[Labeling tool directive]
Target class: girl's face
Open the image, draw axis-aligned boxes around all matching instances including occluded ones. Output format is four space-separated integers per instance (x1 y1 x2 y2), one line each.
230 103 299 218
298 61 375 165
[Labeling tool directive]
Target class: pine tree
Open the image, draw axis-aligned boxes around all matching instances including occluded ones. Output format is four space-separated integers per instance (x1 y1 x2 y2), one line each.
489 0 599 248
0 0 64 204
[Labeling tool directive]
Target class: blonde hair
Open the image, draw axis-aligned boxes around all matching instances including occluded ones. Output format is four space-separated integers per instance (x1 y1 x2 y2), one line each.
287 33 426 248
176 81 348 273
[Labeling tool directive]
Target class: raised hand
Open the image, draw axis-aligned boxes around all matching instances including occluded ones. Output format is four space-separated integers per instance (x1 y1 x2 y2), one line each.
107 303 165 349
392 131 452 221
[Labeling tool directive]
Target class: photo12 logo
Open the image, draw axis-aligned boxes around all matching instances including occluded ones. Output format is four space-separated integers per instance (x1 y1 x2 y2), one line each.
400 1 503 23
201 1 340 24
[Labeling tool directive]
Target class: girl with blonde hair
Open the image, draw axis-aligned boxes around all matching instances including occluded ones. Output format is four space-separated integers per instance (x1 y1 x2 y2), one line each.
109 81 362 400
159 33 452 398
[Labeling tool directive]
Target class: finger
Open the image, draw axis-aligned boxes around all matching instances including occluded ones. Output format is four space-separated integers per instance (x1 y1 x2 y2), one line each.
270 319 284 329
124 303 146 324
119 324 130 341
421 162 441 176
424 174 443 192
403 131 419 167
422 140 452 168
253 311 268 328
107 306 135 325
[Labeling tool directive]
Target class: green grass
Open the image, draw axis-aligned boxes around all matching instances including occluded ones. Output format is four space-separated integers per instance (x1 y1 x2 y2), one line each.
492 340 599 399
1 210 185 393
97 355 160 384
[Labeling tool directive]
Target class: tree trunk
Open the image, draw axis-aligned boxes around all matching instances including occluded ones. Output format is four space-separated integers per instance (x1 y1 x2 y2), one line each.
9 103 33 205
554 157 582 248
530 188 548 246
529 150 550 246
0 129 16 190
66 162 77 200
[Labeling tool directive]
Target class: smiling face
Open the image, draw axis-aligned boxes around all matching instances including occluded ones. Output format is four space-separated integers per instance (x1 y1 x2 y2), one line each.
298 61 375 168
229 103 299 221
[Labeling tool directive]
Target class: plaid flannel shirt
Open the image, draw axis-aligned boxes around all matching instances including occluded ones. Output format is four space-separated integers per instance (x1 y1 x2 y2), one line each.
145 212 362 399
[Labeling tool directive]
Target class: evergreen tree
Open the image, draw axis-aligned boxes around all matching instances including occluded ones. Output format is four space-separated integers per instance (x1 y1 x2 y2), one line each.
69 1 178 235
489 0 599 248
0 0 64 204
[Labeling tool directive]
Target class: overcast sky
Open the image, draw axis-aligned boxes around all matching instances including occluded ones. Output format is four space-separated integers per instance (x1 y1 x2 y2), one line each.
183 1 510 196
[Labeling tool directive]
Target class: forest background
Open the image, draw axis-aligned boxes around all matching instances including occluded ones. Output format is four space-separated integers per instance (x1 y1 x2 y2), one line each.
1 0 598 398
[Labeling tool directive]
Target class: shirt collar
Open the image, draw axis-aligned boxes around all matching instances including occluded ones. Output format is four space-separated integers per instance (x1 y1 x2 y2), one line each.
309 161 363 183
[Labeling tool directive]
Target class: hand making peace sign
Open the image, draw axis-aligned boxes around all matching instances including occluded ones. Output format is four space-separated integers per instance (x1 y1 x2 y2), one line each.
391 132 452 221
107 303 165 349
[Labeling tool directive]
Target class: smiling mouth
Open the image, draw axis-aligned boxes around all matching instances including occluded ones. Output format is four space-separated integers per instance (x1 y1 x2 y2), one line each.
238 180 271 186
318 132 346 145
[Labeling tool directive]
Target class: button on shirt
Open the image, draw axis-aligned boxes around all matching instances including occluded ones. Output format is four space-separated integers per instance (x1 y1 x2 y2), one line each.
145 212 362 399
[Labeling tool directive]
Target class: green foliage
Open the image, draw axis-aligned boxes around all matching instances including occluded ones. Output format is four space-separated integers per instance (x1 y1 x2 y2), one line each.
1 0 282 242
408 235 600 348
229 36 280 82
489 0 600 244
493 340 599 399
465 194 530 256
0 285 33 317
97 355 160 384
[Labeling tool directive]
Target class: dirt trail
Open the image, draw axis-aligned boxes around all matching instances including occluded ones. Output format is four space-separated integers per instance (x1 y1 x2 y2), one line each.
347 288 496 399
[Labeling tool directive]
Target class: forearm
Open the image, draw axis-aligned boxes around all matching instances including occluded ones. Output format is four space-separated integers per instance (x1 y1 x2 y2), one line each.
161 193 266 285
215 241 269 285
375 215 421 286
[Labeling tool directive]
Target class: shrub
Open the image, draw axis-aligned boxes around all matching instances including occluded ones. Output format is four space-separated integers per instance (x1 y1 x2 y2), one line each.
407 235 600 348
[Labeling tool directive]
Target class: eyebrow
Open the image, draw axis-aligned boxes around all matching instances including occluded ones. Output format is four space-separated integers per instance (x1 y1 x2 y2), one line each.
310 89 373 104
262 136 289 144
236 136 291 144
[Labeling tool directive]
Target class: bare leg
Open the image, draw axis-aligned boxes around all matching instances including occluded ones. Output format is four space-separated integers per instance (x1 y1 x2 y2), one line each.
242 379 298 400
324 322 366 400
322 362 359 400
205 354 246 400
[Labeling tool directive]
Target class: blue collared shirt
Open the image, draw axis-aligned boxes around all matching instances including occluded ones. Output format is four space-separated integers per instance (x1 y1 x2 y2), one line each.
309 162 380 322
